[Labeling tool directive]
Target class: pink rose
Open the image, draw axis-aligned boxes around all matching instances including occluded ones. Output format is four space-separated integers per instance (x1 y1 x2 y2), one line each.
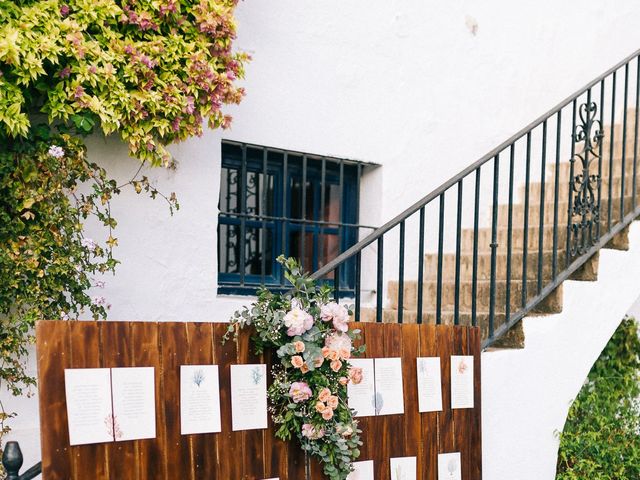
330 359 343 372
315 401 326 413
293 341 305 353
289 382 312 403
327 395 339 409
284 308 314 336
321 346 331 358
325 333 352 357
321 407 334 420
300 363 310 374
348 367 363 385
318 387 331 403
321 302 350 332
313 356 324 368
301 423 324 439
291 355 304 368
339 348 351 360
339 376 349 386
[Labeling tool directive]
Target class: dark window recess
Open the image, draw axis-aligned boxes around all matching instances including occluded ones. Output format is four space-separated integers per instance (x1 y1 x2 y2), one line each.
218 141 371 295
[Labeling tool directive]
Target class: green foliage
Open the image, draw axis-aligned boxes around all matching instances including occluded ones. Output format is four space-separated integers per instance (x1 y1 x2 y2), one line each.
226 257 365 480
556 316 640 480
0 0 246 463
0 0 248 166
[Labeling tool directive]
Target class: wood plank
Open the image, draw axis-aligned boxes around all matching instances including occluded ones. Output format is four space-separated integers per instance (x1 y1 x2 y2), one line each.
262 348 289 479
365 323 385 479
383 322 405 480
436 326 455 457
237 327 266 480
418 324 438 480
68 321 108 479
159 323 192 479
130 322 166 480
36 321 73 480
401 323 422 476
216 324 246 479
469 327 483 480
452 327 470 480
184 322 217 479
101 322 136 480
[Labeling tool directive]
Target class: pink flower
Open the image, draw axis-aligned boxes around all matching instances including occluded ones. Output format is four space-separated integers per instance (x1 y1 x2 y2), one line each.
339 376 349 386
327 396 339 409
293 341 305 353
291 355 304 369
318 388 331 403
320 302 350 332
313 356 324 368
58 67 71 78
283 308 313 336
300 363 310 374
301 423 324 439
315 401 325 413
289 382 312 403
321 407 334 421
348 367 363 385
325 333 352 360
330 359 343 372
60 4 70 16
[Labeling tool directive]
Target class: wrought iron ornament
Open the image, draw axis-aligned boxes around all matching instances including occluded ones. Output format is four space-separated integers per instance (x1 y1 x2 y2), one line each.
569 101 604 257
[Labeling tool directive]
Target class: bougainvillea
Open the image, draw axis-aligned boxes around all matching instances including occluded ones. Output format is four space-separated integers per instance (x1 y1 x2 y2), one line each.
225 257 365 480
0 0 247 462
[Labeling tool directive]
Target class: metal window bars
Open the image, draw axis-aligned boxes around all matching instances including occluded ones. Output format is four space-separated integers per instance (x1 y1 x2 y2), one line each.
310 49 640 349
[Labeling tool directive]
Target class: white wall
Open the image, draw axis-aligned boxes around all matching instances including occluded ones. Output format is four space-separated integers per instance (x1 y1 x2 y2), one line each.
4 0 640 473
482 222 640 480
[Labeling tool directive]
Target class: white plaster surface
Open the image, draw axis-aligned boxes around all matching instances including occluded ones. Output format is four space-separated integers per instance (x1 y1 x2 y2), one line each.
482 222 640 480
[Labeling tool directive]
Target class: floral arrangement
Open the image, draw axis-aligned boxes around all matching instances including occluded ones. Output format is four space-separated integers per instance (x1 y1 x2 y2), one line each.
225 256 365 480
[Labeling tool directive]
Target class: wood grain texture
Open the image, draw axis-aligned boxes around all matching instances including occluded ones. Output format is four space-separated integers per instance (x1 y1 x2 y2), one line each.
36 320 482 480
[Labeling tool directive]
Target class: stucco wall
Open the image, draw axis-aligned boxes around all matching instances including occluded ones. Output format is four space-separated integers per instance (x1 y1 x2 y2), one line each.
4 0 640 475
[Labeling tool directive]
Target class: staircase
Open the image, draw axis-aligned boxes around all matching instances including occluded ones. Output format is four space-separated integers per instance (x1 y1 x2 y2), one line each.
312 50 640 350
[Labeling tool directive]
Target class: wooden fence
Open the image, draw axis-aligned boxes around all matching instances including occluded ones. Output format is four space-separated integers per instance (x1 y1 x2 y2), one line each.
36 320 481 479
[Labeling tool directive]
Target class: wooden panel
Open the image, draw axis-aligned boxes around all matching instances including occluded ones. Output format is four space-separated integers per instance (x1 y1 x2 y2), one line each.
419 324 439 480
68 321 108 479
37 321 73 480
36 320 482 480
401 324 422 475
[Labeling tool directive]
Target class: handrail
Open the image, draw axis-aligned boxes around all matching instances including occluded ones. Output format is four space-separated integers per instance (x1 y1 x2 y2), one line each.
2 442 42 479
310 47 640 348
311 47 640 281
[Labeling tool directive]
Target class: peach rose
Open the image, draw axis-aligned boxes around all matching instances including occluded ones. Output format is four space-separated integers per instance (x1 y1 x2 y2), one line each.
315 401 326 413
291 355 304 368
348 366 363 384
339 376 349 386
339 348 351 360
313 356 324 368
321 407 334 420
321 346 331 358
300 363 310 374
328 350 339 361
318 387 331 403
330 359 343 372
327 395 339 409
293 341 306 353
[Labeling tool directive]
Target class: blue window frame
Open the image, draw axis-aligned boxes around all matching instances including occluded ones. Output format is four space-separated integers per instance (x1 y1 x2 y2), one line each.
218 141 367 295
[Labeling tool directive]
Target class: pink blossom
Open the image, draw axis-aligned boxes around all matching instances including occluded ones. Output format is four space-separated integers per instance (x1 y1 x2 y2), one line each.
301 423 324 440
289 382 312 403
320 302 350 332
325 332 352 358
60 4 70 16
58 67 71 78
283 308 313 336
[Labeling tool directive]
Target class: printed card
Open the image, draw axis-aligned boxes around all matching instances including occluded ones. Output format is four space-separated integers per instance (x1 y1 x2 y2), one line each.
438 452 462 480
347 358 376 417
416 357 443 412
450 355 474 409
390 456 417 480
230 364 268 431
110 367 156 441
374 357 404 415
347 460 375 480
180 365 222 435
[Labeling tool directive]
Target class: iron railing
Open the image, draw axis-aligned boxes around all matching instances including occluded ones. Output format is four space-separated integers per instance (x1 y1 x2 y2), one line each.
311 48 640 348
1 442 41 480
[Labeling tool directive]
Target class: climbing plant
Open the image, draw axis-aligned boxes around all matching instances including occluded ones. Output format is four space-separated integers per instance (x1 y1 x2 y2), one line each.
0 0 248 463
556 316 640 480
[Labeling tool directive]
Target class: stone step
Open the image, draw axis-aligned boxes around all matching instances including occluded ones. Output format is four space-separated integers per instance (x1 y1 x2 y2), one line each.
551 154 638 182
423 249 566 282
386 278 561 313
496 194 640 226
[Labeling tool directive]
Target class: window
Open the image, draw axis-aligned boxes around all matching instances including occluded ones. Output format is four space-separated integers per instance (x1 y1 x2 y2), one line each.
218 141 367 294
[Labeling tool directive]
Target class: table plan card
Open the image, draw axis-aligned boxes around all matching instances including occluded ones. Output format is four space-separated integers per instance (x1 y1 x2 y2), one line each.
110 367 156 442
438 452 462 480
230 364 268 431
450 355 474 409
374 357 404 415
347 358 376 417
390 456 417 480
64 368 114 446
347 460 375 480
180 365 222 435
416 357 443 412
